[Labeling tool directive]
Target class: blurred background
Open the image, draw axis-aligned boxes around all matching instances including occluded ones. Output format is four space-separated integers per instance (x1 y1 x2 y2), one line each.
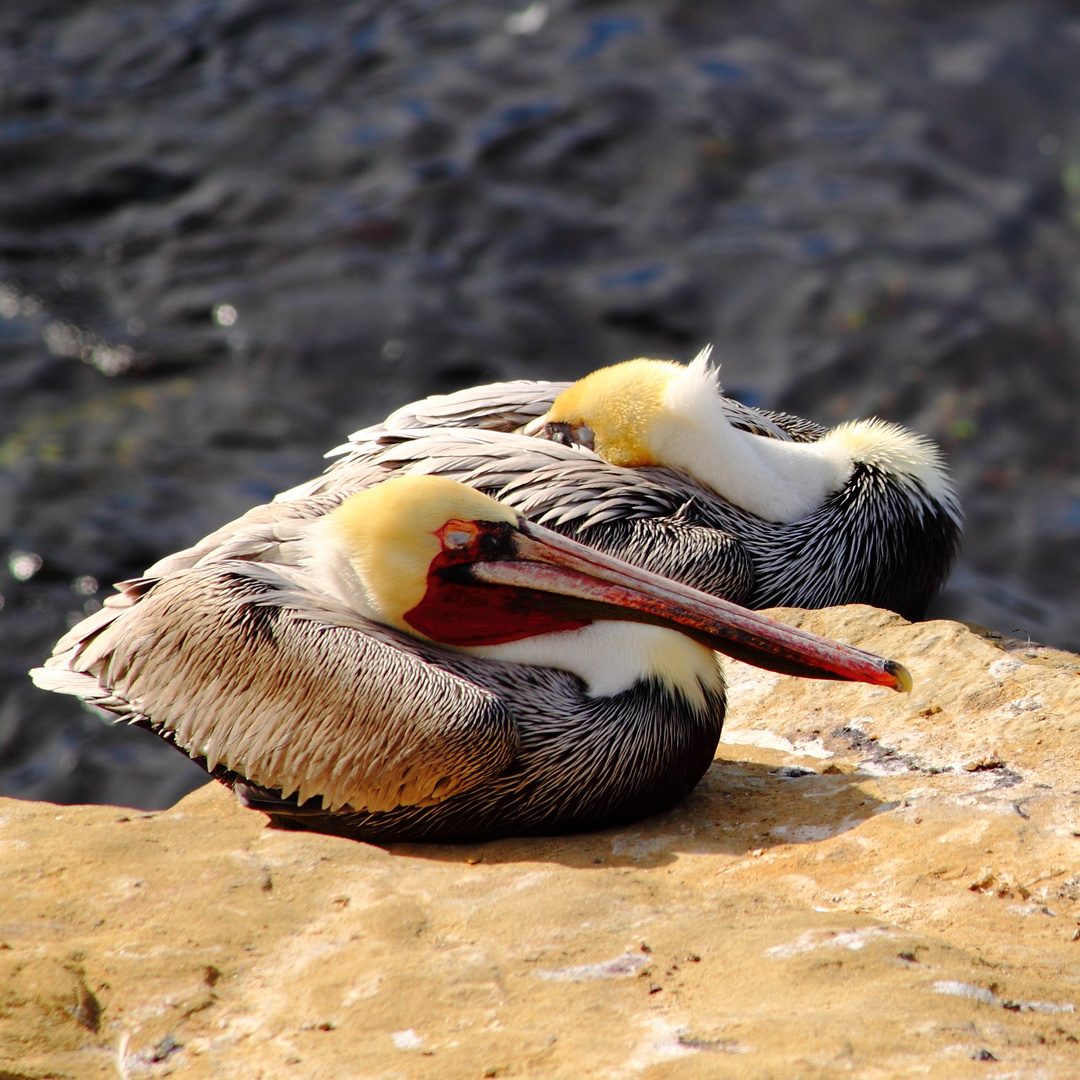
3 0 1079 809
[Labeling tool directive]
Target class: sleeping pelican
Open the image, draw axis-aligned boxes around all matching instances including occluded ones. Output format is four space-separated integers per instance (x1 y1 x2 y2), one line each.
32 476 908 842
293 348 960 620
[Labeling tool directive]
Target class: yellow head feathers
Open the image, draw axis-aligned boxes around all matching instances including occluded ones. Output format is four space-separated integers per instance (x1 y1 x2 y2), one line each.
545 359 684 467
321 476 519 629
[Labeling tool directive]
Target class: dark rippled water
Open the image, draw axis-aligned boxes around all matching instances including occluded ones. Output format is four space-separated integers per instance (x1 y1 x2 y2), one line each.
3 0 1080 809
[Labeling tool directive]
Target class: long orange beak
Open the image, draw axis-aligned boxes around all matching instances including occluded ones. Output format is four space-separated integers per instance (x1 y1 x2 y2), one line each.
467 519 911 690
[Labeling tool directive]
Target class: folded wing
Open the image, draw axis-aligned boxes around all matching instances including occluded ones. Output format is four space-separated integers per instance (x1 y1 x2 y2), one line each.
33 558 518 815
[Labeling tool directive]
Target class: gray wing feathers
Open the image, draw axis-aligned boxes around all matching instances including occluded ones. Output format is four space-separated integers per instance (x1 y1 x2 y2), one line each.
278 380 825 506
36 565 518 814
284 428 688 534
142 497 340 577
334 379 823 452
753 407 828 442
341 380 571 448
31 666 105 700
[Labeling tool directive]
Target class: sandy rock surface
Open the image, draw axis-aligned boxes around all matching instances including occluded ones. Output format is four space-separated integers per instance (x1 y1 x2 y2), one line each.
2 606 1079 1079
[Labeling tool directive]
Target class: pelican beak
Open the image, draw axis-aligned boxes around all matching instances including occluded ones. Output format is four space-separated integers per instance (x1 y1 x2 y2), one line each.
522 414 592 450
469 519 912 691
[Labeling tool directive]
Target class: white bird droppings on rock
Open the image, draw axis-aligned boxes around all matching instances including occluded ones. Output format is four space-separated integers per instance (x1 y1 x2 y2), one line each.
766 926 895 957
536 952 650 982
989 656 1026 682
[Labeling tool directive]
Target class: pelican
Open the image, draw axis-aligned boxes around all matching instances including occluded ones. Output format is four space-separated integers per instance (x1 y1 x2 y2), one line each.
291 348 960 620
32 476 908 843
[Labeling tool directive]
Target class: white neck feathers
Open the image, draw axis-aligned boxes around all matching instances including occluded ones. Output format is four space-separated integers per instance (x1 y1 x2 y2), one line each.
302 515 385 622
651 348 957 524
470 621 723 705
653 351 851 523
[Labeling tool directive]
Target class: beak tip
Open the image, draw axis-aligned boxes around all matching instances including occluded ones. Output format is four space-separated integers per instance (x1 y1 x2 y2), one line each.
887 660 913 694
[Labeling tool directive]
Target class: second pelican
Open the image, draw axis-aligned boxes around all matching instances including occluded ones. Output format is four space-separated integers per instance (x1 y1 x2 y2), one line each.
287 349 961 620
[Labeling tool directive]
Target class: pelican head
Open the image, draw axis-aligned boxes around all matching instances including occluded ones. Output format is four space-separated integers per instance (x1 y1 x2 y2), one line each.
527 348 957 525
306 475 910 693
531 357 682 467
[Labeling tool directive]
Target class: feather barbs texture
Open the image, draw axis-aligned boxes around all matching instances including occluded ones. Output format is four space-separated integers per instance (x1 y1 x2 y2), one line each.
470 621 724 708
660 345 721 421
53 566 518 814
820 419 960 520
312 415 958 621
251 666 726 842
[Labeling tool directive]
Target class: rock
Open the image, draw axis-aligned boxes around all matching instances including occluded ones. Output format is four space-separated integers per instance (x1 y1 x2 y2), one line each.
1 606 1078 1077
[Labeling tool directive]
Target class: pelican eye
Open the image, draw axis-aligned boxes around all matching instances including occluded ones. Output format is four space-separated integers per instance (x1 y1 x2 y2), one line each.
439 520 479 550
573 424 595 451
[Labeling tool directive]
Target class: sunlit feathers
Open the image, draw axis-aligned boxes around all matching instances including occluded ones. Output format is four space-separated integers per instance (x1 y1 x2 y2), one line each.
308 475 519 634
543 347 958 526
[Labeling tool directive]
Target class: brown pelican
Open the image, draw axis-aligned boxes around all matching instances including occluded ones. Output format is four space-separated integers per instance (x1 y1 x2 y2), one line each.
285 348 961 620
32 476 908 843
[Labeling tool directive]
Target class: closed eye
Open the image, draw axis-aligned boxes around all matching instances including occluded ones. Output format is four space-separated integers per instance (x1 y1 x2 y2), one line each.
440 520 479 549
574 424 595 451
